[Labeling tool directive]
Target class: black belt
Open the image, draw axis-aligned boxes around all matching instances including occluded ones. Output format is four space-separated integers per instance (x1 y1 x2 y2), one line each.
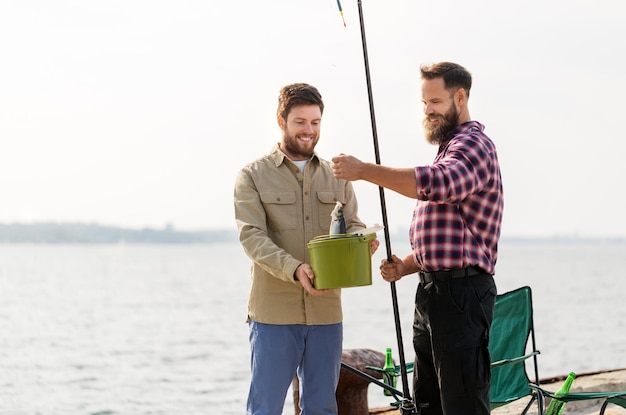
419 266 486 285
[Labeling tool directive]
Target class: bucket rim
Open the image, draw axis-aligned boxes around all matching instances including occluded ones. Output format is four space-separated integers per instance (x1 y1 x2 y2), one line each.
308 232 375 244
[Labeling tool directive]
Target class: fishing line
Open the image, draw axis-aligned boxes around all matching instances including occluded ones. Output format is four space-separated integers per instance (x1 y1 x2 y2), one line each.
336 0 418 413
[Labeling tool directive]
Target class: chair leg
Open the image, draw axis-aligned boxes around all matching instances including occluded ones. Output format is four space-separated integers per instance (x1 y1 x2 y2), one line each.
521 395 537 415
600 395 626 415
599 399 610 415
521 390 545 415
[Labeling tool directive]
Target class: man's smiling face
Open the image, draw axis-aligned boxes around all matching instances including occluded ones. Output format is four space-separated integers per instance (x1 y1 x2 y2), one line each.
279 104 322 161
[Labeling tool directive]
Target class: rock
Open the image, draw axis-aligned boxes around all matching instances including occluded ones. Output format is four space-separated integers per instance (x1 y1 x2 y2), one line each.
337 349 388 415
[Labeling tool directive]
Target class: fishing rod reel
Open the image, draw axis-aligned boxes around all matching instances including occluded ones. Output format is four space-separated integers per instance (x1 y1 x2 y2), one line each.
399 399 419 415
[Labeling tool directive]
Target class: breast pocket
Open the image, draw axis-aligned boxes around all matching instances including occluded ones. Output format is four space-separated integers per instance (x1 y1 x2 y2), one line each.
317 190 344 231
260 191 298 231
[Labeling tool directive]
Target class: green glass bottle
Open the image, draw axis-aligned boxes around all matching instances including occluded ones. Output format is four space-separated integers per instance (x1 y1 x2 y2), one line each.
545 372 576 415
382 347 396 396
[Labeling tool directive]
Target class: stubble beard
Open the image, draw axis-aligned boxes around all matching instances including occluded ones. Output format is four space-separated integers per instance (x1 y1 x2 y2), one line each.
423 104 459 145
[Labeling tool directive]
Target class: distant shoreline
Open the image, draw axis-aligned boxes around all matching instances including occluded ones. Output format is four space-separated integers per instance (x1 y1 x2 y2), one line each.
0 222 624 245
0 222 237 244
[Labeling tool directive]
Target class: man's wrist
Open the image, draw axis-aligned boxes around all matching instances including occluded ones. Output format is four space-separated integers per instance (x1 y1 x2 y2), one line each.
293 264 302 281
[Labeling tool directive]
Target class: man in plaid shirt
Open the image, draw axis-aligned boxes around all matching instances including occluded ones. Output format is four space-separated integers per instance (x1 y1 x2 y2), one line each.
332 62 503 415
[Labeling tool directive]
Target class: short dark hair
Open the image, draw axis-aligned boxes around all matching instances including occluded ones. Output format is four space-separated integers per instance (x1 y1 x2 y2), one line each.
277 83 324 121
420 62 472 97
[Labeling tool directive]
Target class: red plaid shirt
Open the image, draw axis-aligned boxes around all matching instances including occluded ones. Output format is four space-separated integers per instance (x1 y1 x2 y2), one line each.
409 121 503 275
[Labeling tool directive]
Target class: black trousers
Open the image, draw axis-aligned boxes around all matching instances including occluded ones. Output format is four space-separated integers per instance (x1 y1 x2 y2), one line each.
412 272 496 415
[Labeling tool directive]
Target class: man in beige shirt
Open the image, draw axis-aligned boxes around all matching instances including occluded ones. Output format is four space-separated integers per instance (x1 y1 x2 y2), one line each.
234 83 378 414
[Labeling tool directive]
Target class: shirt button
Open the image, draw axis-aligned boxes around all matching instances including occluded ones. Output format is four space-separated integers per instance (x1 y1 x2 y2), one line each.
305 216 310 221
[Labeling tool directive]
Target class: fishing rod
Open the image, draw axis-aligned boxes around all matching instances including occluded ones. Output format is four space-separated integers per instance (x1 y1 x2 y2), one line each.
339 1 419 413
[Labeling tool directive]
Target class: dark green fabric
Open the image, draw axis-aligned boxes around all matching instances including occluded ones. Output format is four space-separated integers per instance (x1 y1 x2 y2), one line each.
488 286 537 406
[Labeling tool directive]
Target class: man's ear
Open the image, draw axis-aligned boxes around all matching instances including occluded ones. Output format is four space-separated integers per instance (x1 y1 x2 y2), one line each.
277 114 285 129
455 88 467 107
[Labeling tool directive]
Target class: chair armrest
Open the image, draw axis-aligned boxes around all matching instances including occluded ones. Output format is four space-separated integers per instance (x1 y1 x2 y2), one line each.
531 385 626 403
491 351 540 368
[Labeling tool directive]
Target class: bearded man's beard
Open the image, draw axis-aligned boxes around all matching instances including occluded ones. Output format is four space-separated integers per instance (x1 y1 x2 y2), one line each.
423 104 459 145
282 129 316 159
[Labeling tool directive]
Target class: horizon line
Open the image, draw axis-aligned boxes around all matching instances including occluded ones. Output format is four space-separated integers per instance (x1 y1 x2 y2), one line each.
1 221 624 241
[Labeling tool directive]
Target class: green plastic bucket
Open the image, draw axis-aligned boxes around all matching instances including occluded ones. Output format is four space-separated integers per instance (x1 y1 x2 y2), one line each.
307 233 375 289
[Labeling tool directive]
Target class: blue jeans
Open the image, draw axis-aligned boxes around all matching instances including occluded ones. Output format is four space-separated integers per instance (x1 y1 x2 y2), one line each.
247 319 343 415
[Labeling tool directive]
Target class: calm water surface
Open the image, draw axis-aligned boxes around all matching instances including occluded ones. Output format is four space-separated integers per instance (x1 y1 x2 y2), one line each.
0 242 624 414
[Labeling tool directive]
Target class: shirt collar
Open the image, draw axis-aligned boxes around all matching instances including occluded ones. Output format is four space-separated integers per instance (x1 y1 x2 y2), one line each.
449 121 484 137
270 143 320 167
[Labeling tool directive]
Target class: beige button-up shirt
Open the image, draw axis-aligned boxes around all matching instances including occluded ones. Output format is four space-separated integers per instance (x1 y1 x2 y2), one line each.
234 145 366 325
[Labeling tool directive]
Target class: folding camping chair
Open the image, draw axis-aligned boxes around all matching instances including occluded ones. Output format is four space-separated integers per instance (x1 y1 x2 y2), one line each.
489 286 626 414
489 286 543 413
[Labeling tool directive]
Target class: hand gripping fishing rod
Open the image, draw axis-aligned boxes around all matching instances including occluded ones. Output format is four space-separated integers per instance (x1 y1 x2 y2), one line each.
354 1 418 413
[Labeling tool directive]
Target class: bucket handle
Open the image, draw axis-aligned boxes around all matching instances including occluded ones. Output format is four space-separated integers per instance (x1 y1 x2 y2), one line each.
311 233 375 242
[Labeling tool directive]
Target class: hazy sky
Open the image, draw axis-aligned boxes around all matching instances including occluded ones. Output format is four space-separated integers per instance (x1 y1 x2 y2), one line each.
1 0 625 237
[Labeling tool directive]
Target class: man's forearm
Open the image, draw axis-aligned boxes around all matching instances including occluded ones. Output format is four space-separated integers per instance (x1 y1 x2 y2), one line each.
360 163 418 199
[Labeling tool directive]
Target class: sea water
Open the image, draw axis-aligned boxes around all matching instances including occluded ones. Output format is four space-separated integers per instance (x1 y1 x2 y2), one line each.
0 241 624 414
